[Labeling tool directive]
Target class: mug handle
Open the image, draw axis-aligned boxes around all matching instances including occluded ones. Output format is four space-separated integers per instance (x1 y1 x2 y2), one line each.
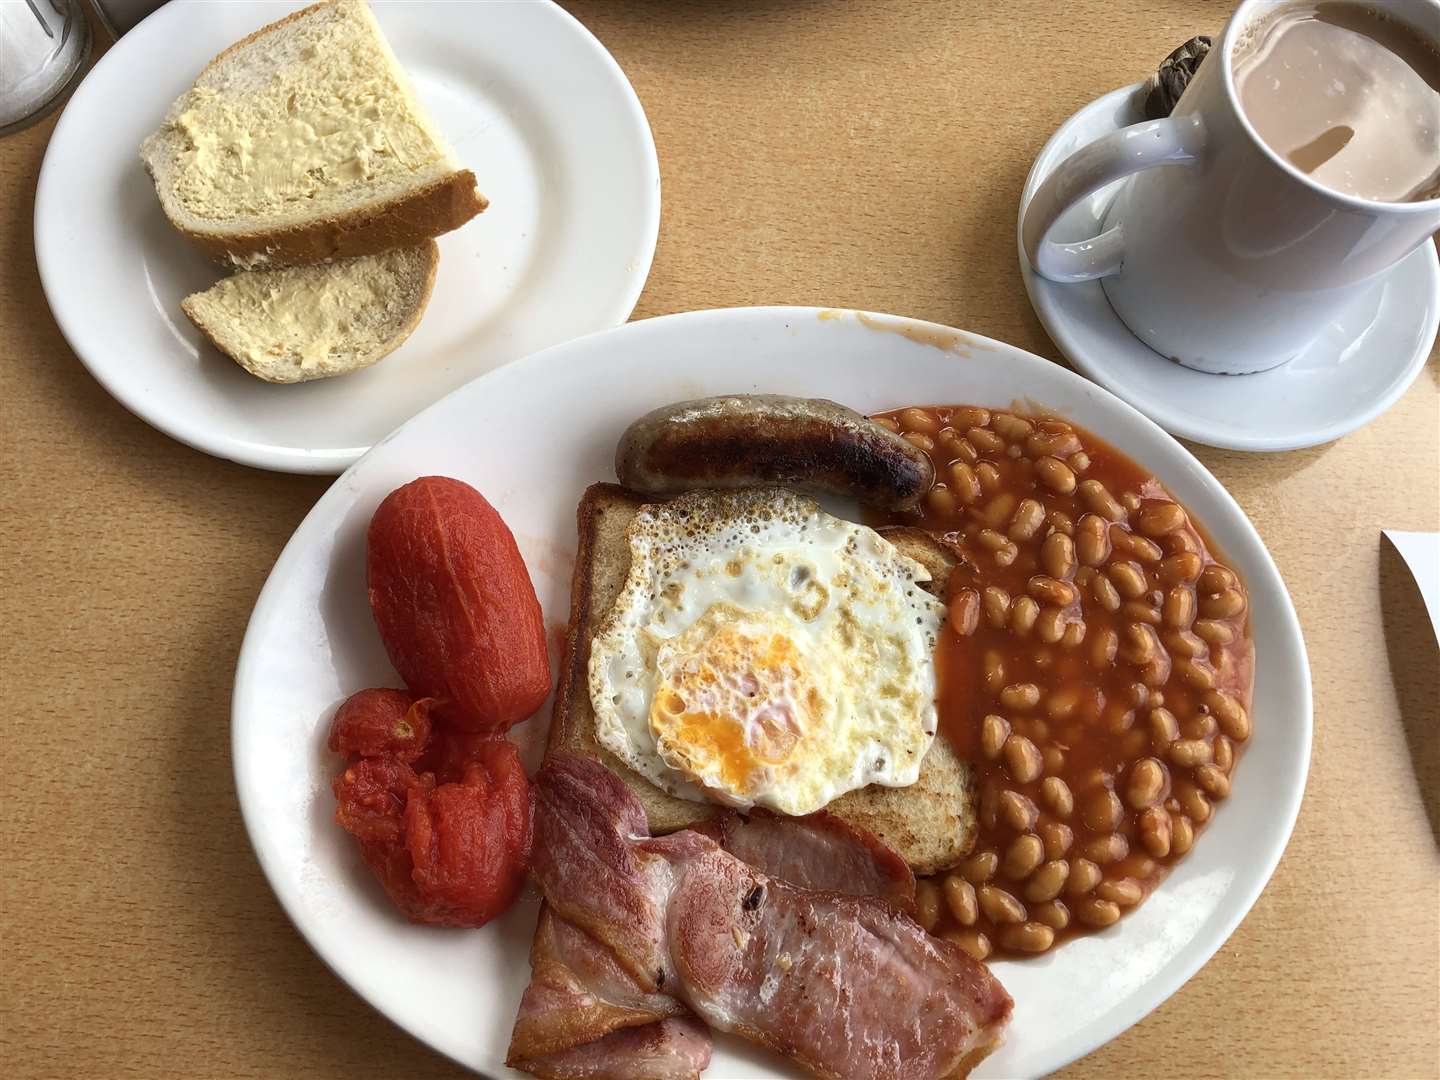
1022 114 1206 283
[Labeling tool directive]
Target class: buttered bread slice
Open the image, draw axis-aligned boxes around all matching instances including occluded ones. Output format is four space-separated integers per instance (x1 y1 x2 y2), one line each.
181 242 438 383
141 0 485 268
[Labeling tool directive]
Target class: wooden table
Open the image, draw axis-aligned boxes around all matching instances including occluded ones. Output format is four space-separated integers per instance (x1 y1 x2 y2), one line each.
4 2 1437 1076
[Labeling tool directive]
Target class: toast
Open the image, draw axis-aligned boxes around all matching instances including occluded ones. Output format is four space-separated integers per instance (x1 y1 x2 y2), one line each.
141 0 485 268
181 242 438 383
547 483 976 875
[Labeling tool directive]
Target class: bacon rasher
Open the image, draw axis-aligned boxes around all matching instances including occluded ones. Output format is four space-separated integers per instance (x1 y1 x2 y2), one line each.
510 754 1011 1080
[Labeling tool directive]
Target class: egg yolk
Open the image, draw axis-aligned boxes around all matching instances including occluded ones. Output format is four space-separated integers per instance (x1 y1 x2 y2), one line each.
649 607 822 799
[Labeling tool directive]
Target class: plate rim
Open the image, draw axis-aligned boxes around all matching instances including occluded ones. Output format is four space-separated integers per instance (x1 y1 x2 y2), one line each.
1017 81 1439 453
33 0 661 475
232 305 1313 1078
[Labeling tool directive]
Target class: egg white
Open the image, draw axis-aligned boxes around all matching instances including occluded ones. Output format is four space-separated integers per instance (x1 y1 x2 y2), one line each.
587 487 946 816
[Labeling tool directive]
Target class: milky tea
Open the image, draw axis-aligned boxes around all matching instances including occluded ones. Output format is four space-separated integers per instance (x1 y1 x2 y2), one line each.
1233 2 1440 202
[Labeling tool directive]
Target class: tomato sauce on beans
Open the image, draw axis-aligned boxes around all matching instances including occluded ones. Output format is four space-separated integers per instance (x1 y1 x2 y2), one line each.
871 406 1254 960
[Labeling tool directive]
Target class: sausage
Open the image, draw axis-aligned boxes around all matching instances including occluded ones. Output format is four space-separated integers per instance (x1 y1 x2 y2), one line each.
614 395 934 510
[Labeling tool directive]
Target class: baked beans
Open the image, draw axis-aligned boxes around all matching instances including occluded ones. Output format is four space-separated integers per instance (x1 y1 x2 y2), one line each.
1032 899 1070 930
1076 898 1122 927
949 929 991 961
999 921 1055 953
1036 456 1077 495
942 873 979 926
873 405 1254 957
1038 820 1072 860
977 883 1026 923
999 789 1039 832
960 850 998 883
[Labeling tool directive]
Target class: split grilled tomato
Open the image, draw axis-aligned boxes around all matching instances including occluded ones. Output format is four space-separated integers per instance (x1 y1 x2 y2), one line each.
330 690 532 928
329 688 435 763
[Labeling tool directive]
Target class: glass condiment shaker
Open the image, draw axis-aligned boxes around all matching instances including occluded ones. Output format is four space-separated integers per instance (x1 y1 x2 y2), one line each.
1 0 92 137
2 0 167 137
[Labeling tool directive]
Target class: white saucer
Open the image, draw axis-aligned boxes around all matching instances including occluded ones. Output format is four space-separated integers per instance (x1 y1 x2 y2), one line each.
1018 83 1439 453
35 0 660 474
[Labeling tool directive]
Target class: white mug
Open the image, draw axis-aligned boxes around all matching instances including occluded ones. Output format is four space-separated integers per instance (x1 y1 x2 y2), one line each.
1022 0 1440 375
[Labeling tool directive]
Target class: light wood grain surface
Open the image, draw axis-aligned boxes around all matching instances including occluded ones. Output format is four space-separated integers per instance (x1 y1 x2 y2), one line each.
3 2 1437 1077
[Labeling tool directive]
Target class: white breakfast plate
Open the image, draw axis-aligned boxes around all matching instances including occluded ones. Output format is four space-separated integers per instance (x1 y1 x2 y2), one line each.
34 0 660 473
233 307 1312 1078
1019 83 1440 453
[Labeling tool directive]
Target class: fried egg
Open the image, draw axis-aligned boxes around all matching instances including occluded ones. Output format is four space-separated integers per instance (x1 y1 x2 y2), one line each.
588 488 945 816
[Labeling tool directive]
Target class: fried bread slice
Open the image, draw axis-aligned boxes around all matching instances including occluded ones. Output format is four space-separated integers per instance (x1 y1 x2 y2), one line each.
546 483 975 874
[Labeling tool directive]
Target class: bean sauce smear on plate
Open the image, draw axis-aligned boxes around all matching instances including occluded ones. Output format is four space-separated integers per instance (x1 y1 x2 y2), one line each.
872 406 1254 959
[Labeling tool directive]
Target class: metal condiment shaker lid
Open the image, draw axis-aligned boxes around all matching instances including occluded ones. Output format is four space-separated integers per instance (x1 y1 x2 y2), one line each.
1 0 92 138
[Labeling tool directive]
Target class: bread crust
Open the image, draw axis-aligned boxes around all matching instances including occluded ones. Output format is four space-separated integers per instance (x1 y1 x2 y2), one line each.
175 171 485 269
203 0 345 71
548 485 714 832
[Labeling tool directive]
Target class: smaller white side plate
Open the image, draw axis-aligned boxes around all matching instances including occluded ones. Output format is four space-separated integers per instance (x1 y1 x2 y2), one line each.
1019 83 1439 453
35 0 660 473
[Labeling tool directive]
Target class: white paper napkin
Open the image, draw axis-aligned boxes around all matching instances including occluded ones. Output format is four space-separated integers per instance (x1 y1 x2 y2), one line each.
1383 530 1440 644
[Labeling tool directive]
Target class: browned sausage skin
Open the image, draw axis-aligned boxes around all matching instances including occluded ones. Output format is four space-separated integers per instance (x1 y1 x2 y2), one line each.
614 395 935 511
